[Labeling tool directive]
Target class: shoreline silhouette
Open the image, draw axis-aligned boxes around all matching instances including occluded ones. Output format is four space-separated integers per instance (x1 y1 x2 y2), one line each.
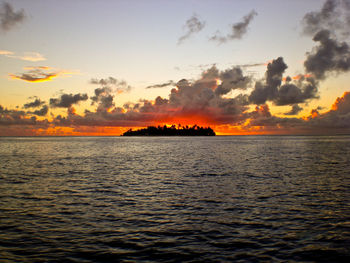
122 125 216 136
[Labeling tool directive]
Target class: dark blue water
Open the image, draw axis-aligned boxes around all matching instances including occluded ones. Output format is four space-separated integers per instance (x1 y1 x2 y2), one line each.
0 136 350 262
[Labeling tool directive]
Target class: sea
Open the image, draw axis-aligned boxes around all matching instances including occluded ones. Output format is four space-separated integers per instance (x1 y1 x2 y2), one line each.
0 136 349 262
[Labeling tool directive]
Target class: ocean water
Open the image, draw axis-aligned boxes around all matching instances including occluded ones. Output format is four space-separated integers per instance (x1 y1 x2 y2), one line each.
0 136 349 262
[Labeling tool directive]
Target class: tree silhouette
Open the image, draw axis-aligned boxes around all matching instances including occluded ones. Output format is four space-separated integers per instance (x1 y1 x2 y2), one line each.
122 124 216 136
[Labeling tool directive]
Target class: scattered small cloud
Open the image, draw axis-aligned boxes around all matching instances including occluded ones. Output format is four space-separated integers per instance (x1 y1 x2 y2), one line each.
178 14 205 45
0 50 46 61
9 67 78 82
12 52 46 62
210 10 257 44
239 62 266 68
23 97 45 109
50 93 88 108
0 49 13 55
0 1 26 31
90 77 132 93
146 81 176 89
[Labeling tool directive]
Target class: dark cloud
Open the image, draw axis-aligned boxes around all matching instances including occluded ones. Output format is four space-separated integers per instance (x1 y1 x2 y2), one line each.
274 76 319 106
178 14 205 45
305 92 350 132
0 2 25 31
91 87 115 112
10 69 58 82
249 57 287 104
302 0 350 37
0 105 36 126
239 62 266 68
215 67 252 95
23 98 45 109
90 77 132 93
146 81 175 89
191 65 252 96
242 92 350 134
51 66 252 128
50 93 88 108
29 105 49 116
210 10 257 43
90 77 118 86
284 104 303 116
249 57 319 105
304 29 350 79
301 0 350 81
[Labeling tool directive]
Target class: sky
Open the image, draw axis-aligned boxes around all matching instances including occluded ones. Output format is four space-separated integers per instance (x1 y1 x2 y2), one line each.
1 0 350 135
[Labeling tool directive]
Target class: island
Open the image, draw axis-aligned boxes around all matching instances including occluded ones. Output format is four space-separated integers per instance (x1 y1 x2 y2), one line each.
122 125 216 136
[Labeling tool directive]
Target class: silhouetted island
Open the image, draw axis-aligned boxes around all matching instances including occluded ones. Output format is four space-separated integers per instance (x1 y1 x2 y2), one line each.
122 125 216 136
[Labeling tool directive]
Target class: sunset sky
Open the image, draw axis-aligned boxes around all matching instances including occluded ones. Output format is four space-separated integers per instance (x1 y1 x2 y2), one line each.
1 0 350 135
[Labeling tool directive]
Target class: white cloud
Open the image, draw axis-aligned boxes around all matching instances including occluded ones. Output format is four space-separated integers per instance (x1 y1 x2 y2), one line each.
0 50 46 61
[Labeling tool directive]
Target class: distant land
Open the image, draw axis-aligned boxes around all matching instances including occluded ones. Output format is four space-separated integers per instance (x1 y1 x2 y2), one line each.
122 125 216 136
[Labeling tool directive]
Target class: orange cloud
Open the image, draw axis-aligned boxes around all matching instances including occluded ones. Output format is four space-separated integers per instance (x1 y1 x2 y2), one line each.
283 74 313 82
331 91 350 111
0 49 13 55
9 67 78 82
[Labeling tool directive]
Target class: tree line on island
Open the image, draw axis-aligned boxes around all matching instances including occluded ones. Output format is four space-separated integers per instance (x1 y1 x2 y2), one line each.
122 124 216 136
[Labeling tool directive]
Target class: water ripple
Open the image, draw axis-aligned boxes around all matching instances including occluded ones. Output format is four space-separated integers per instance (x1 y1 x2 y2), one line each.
0 136 350 262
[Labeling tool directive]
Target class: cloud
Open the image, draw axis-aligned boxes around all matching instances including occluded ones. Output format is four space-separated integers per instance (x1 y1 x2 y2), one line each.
9 67 76 82
0 105 39 126
210 10 257 43
29 105 48 116
23 97 45 109
90 87 115 112
146 81 176 89
0 1 25 31
50 93 88 108
302 0 350 37
90 77 132 93
0 50 46 61
274 77 319 106
249 57 319 106
89 77 132 112
304 92 350 132
301 1 350 80
216 67 252 95
0 49 13 55
331 91 350 113
1 69 350 135
304 29 350 79
178 14 205 45
239 62 266 68
11 52 46 62
284 104 303 116
249 57 287 104
47 65 254 130
243 92 350 134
